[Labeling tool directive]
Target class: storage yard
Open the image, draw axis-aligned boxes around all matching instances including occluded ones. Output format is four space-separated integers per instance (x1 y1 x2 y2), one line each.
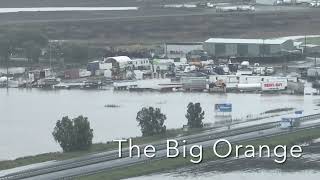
1 35 320 95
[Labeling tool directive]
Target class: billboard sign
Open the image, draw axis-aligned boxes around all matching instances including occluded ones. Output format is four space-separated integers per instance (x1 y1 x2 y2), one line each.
215 103 232 112
261 81 286 91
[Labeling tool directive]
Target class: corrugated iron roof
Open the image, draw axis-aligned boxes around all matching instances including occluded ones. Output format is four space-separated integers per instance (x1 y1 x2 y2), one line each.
205 38 291 45
104 56 132 63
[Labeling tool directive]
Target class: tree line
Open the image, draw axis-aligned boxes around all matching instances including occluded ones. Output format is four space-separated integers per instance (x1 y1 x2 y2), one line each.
0 30 48 63
53 102 205 152
0 29 106 64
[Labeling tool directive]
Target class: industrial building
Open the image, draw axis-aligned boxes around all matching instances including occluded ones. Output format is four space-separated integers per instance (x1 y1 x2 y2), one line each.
203 38 295 58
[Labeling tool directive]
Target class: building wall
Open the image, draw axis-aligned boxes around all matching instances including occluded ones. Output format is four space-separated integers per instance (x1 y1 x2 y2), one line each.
204 40 295 58
270 44 281 54
237 44 249 56
225 44 237 56
215 43 226 56
203 43 215 55
248 44 260 57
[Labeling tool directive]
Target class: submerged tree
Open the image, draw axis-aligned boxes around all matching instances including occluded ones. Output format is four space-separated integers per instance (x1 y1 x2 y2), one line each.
52 116 93 152
186 102 205 128
136 107 166 136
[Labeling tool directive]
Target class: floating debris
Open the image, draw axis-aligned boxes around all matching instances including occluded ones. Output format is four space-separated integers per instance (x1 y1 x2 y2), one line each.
156 101 167 105
104 104 120 108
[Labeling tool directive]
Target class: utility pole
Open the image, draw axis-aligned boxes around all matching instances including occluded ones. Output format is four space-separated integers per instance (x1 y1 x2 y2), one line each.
6 54 8 90
6 43 11 91
304 35 307 55
315 55 317 67
49 42 52 70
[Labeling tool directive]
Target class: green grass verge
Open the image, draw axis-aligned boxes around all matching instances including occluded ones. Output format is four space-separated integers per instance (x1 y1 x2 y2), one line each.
78 127 320 180
0 128 205 171
298 37 320 45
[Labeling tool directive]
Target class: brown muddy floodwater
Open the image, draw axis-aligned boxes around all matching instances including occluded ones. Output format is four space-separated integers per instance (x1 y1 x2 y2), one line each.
0 88 320 160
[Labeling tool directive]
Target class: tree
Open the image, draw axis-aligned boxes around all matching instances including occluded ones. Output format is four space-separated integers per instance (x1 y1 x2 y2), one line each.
6 29 48 47
0 39 11 63
73 116 94 150
61 43 89 63
185 102 205 128
23 41 42 63
52 116 93 152
0 29 48 64
136 107 166 136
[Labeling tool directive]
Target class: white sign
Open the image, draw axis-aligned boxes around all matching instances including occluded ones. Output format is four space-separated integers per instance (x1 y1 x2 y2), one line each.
261 82 286 91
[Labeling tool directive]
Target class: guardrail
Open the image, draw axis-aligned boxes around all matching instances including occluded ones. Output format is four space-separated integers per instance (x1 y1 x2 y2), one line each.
61 123 320 180
0 122 279 180
2 112 320 180
298 113 320 121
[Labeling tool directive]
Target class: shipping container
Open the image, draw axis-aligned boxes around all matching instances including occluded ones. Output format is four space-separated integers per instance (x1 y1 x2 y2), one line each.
64 69 80 79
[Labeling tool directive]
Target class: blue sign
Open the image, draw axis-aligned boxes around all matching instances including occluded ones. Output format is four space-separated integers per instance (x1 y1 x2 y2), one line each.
295 110 303 115
215 104 232 112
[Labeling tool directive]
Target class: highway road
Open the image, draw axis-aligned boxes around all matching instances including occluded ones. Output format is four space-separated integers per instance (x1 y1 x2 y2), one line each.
1 113 320 180
21 122 320 179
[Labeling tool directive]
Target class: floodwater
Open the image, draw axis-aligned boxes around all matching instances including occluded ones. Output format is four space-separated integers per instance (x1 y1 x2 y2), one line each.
0 88 320 160
0 7 138 13
128 170 320 180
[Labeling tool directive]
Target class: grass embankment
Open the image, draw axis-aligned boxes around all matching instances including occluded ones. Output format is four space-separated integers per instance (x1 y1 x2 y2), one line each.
298 37 320 45
0 128 205 171
78 127 320 180
306 37 320 45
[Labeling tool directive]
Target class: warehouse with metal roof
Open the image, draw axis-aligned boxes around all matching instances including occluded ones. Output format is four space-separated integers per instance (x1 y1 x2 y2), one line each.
203 38 295 58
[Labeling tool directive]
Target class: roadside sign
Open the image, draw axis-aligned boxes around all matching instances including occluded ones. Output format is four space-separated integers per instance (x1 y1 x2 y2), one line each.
215 103 232 112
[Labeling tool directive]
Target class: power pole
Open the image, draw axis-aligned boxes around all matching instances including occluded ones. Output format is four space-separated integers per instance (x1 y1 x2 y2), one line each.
6 43 11 90
304 35 307 55
6 54 8 90
49 42 52 70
